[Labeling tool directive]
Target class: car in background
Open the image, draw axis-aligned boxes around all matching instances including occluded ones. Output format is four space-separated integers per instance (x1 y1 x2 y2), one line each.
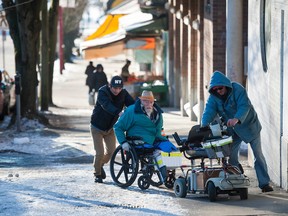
0 70 14 120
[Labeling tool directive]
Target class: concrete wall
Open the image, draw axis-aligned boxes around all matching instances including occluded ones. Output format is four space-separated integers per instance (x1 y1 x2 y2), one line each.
248 0 288 190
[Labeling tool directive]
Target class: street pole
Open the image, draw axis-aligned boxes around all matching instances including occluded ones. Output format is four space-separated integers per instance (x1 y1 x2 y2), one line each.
15 73 21 132
2 30 5 69
58 6 64 75
58 0 76 75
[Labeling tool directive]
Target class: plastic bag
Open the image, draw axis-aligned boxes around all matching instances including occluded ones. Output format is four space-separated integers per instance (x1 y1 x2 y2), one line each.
88 91 95 105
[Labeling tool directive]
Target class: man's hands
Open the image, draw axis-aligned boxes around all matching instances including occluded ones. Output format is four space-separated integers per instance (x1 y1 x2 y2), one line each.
227 118 239 127
122 142 130 151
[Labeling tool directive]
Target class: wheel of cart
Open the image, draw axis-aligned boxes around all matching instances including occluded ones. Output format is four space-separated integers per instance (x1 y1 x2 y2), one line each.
110 137 172 190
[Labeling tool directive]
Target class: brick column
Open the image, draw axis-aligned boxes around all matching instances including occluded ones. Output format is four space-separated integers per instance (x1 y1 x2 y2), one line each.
226 0 243 83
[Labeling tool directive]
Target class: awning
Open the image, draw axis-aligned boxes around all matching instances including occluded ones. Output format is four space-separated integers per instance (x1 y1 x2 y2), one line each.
126 17 168 37
80 30 126 51
83 41 125 59
125 38 155 50
85 14 124 41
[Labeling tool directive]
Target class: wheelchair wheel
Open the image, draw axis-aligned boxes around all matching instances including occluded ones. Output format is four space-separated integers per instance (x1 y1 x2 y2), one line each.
138 176 150 190
149 169 162 187
165 169 176 189
110 145 139 188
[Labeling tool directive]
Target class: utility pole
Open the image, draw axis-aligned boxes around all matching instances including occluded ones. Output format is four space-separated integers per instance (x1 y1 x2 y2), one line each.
2 30 5 69
0 11 8 69
58 6 64 75
58 0 76 75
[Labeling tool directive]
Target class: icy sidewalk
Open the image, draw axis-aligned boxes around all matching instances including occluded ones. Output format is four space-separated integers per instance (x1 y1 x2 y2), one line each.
0 163 188 216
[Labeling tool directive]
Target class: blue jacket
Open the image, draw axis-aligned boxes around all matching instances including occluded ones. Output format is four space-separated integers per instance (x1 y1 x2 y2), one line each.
90 85 134 131
114 99 167 145
201 71 261 143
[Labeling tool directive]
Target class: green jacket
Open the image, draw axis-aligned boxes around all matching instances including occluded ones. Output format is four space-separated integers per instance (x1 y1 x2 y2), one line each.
114 99 167 145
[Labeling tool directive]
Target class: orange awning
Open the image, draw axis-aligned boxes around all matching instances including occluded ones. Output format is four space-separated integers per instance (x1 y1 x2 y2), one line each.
85 14 124 41
126 38 155 50
83 41 125 59
138 38 155 50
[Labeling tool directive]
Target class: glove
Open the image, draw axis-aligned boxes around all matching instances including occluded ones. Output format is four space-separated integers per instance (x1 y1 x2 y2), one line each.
122 142 130 151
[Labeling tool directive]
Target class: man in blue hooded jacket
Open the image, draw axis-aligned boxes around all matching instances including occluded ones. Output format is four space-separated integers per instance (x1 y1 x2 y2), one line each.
201 71 273 192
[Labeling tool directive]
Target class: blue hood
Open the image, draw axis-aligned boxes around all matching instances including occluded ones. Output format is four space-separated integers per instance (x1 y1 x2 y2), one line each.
208 71 232 95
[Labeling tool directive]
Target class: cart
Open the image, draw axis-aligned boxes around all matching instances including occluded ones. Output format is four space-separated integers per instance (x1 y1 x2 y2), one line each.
172 123 250 202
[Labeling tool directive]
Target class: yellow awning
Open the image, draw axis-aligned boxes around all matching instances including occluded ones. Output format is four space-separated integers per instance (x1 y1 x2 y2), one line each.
85 14 124 41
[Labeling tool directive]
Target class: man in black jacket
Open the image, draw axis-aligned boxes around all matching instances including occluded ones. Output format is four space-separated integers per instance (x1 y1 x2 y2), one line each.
90 76 134 183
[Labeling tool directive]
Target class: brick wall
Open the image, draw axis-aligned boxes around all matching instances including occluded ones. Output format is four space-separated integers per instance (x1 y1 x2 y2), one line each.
212 0 226 73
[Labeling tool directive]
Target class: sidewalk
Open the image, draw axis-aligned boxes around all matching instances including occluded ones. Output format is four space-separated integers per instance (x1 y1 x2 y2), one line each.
55 57 287 199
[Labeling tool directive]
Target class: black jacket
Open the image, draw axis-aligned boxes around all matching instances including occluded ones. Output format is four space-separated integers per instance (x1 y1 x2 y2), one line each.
92 71 108 92
90 85 135 131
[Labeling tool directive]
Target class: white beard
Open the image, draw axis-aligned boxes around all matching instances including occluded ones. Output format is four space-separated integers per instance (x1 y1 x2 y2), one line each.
145 108 153 118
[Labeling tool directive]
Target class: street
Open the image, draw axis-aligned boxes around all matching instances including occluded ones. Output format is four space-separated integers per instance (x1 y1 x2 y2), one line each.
1 57 288 216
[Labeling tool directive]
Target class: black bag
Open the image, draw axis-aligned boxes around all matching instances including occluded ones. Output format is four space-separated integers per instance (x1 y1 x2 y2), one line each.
187 125 212 144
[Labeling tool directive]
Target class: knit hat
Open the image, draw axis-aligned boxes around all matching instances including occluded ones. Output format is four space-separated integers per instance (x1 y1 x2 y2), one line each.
110 76 123 88
139 90 155 101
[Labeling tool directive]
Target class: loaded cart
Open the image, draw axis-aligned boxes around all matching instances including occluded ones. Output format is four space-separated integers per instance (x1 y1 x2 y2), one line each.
172 123 250 202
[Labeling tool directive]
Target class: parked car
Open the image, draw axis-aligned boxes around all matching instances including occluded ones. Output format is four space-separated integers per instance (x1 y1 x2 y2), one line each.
0 70 14 120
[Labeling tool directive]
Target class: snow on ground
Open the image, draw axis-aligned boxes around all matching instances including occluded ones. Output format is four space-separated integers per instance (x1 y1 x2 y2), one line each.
0 113 188 216
1 164 187 216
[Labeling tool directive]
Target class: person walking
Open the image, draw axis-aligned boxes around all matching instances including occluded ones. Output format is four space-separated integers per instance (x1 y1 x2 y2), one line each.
201 71 273 192
120 59 131 82
90 76 135 183
92 64 108 93
85 61 95 93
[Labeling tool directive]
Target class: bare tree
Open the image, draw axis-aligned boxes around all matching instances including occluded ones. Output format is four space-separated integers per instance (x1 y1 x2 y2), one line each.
62 0 88 63
2 0 42 118
2 0 92 117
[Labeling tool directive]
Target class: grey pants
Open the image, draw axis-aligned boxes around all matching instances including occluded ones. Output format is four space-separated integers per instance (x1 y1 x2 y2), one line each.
90 125 116 176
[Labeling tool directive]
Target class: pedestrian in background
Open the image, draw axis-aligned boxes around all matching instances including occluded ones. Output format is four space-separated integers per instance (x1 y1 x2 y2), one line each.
85 61 95 93
120 59 131 82
90 76 135 183
201 71 273 193
92 64 108 93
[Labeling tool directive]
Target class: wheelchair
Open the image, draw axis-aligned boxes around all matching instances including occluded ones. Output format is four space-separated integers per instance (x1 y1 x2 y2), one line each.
110 136 176 190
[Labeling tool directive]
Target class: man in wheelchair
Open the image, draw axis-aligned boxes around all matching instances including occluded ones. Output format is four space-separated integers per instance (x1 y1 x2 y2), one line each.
114 90 177 181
